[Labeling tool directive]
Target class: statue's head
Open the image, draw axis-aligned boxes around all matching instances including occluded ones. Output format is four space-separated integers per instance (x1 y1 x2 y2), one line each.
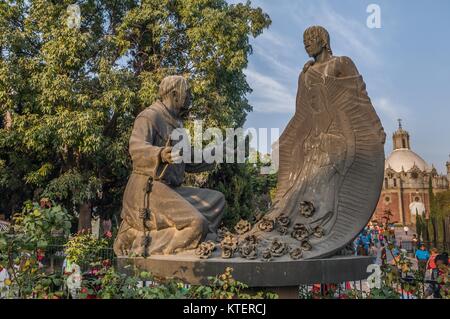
159 75 192 116
303 26 332 58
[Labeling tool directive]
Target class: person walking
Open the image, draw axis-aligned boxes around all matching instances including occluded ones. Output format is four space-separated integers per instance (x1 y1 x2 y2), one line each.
412 234 419 253
0 265 10 299
428 253 449 298
373 228 379 246
427 248 439 271
369 243 378 257
424 248 439 282
359 231 371 256
380 244 387 267
403 225 409 236
415 244 430 275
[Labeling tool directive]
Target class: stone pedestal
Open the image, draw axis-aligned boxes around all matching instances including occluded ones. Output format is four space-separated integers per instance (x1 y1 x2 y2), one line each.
117 254 375 298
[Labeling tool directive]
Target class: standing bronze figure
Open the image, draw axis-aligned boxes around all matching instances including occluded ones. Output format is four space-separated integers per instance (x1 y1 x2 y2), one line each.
248 26 386 259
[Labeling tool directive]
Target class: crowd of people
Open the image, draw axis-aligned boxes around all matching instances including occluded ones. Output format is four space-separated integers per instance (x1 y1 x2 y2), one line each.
354 221 449 298
354 222 390 258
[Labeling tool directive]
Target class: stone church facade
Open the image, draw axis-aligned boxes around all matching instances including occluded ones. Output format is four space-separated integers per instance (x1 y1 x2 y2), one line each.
373 122 450 225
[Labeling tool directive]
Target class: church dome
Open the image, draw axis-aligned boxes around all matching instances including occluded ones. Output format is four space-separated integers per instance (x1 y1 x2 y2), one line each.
385 148 430 172
385 120 431 173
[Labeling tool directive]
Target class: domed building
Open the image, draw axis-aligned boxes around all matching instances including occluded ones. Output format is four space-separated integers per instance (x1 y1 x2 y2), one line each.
373 121 450 226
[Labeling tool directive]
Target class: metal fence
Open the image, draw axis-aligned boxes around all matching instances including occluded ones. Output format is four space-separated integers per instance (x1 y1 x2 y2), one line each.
43 245 115 274
297 276 442 299
400 241 450 254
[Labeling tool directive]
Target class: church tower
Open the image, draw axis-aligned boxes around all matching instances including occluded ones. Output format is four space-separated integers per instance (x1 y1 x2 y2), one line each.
392 119 410 150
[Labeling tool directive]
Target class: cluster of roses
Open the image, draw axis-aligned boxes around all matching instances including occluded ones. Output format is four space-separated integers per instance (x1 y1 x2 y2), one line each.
195 201 326 261
77 259 112 299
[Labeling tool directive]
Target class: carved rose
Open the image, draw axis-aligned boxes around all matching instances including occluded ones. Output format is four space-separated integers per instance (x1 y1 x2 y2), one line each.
301 240 312 251
205 240 216 251
234 219 251 235
276 214 291 227
217 226 230 241
258 218 275 232
313 226 325 238
220 234 238 259
278 226 289 236
195 241 216 259
262 250 272 262
239 242 258 260
222 246 234 259
291 223 309 241
290 247 303 260
242 235 258 245
299 201 315 218
269 239 288 257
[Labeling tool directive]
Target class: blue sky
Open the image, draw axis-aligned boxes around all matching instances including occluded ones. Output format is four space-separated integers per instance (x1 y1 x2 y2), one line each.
227 0 450 173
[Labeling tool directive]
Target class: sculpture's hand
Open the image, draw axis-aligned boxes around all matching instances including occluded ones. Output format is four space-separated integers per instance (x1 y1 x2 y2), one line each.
161 147 183 164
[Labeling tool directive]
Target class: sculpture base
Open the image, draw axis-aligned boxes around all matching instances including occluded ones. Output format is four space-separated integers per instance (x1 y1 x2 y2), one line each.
116 254 374 298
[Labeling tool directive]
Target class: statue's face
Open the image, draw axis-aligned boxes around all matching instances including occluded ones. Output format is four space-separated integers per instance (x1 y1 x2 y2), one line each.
303 34 323 58
166 84 192 117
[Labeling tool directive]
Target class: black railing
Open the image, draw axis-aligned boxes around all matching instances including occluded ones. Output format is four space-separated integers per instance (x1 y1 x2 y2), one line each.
400 241 450 254
42 245 115 274
297 276 443 299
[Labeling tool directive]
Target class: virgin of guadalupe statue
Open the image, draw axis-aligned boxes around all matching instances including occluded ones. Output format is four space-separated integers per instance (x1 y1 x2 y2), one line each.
247 26 386 259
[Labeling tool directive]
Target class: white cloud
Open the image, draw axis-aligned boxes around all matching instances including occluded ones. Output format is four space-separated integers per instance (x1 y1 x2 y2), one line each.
245 68 296 114
251 39 298 80
373 97 410 123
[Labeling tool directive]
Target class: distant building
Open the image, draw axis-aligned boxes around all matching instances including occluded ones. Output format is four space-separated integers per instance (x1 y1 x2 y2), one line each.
373 121 450 225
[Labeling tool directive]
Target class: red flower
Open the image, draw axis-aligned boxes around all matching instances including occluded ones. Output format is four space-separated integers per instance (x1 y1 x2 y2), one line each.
104 231 112 239
39 198 52 209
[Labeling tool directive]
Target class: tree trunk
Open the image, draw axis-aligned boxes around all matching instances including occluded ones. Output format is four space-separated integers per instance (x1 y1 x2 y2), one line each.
416 215 423 242
78 202 92 232
431 217 438 244
424 219 430 242
442 217 447 243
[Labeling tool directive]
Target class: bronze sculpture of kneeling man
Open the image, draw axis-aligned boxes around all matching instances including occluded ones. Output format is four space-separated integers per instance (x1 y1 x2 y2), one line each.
114 76 225 257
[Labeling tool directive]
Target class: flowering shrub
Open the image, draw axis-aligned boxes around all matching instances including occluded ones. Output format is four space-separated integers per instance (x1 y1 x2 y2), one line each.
64 232 109 266
188 267 278 299
0 200 72 298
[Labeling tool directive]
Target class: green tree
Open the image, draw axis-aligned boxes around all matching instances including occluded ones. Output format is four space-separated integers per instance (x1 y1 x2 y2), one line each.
206 153 277 227
435 191 450 242
0 0 271 229
428 176 437 243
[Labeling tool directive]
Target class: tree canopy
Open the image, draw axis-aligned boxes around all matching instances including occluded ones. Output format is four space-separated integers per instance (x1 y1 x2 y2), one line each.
0 0 271 227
